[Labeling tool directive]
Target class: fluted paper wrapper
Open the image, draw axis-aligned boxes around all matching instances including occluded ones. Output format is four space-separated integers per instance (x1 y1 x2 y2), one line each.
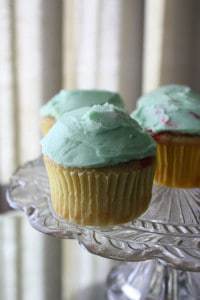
44 157 155 226
40 117 55 135
154 141 200 188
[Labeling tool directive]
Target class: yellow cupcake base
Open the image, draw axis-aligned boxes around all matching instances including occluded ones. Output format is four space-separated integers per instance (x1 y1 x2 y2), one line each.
44 156 155 226
40 117 55 135
154 135 200 188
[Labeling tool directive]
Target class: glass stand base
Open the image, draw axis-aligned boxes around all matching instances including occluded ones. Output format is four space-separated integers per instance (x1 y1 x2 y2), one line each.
107 260 200 300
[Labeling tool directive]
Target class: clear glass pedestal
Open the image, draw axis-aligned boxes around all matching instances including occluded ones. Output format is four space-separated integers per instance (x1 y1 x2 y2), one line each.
107 260 200 300
6 158 200 300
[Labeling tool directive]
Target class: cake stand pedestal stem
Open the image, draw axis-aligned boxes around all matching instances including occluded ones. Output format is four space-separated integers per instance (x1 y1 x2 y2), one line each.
106 260 200 300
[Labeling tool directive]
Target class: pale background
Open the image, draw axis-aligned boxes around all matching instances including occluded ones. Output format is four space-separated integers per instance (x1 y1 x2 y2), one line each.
0 0 200 299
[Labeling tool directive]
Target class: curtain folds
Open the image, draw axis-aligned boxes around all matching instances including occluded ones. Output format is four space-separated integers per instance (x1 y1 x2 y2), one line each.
63 0 144 112
143 0 200 93
0 0 200 299
0 212 62 300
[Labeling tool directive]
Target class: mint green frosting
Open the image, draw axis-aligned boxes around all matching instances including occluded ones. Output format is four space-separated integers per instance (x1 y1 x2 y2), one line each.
40 89 125 119
131 85 200 135
41 104 156 168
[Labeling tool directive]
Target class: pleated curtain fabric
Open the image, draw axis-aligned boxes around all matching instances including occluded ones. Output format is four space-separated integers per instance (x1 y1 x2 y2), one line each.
0 0 200 299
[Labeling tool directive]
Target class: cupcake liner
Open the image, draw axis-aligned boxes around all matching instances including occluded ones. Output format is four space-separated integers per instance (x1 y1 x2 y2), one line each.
44 156 155 226
40 117 55 135
154 140 200 188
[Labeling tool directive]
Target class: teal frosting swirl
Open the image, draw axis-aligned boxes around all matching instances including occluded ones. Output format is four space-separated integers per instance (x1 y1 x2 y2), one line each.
131 85 200 135
41 104 156 168
40 89 125 119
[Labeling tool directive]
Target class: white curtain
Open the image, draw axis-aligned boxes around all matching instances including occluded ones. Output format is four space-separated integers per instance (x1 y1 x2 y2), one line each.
0 0 200 299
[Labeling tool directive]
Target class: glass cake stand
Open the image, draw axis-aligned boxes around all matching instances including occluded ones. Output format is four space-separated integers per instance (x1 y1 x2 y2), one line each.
6 157 200 300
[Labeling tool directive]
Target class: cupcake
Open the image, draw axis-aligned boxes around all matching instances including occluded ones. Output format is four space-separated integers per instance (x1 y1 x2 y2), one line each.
40 89 125 135
41 103 156 226
131 84 200 188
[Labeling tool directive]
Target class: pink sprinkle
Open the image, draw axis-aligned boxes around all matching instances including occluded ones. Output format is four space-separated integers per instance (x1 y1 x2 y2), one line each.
160 115 169 124
165 119 176 128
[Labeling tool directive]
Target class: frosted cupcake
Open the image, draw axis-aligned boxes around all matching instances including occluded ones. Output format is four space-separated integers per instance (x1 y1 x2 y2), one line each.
40 89 124 135
132 84 200 188
41 104 156 226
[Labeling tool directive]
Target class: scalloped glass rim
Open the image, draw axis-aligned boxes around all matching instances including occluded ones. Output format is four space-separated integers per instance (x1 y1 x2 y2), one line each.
6 157 200 271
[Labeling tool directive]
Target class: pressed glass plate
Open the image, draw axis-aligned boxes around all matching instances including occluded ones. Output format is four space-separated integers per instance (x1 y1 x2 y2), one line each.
6 157 200 272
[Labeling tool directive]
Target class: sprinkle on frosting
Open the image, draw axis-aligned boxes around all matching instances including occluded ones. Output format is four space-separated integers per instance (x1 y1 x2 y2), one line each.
131 84 200 135
41 104 156 168
40 89 125 119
